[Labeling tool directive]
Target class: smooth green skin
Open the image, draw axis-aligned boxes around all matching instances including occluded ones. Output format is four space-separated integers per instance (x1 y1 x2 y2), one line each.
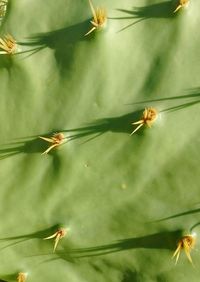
0 0 200 281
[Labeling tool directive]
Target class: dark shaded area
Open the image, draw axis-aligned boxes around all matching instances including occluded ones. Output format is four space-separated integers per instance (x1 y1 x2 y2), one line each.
0 224 60 251
0 134 64 188
0 224 60 240
140 55 166 98
162 99 200 113
0 137 44 159
128 88 200 114
122 269 141 282
128 87 200 105
110 1 176 31
0 54 13 70
61 94 200 143
161 88 200 113
122 12 180 97
1 89 199 160
62 109 144 143
156 208 200 222
0 272 17 282
57 229 182 261
19 20 90 47
117 1 175 20
18 20 93 74
0 132 67 160
1 90 199 158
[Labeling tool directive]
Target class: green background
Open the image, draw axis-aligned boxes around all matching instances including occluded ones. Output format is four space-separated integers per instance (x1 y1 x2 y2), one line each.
0 0 200 281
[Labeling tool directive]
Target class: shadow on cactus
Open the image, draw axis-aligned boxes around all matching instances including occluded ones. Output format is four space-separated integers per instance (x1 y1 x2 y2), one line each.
63 110 143 143
57 229 182 260
117 1 174 19
0 272 20 282
128 89 200 114
135 30 180 97
159 88 200 113
0 272 27 282
121 269 139 282
19 20 93 74
0 137 41 159
161 99 200 113
129 87 200 105
63 96 200 142
0 133 65 159
1 93 199 158
0 53 13 70
0 224 60 251
156 207 200 222
110 1 175 31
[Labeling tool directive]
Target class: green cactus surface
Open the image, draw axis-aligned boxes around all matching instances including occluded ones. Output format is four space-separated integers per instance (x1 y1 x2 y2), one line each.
0 0 200 281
